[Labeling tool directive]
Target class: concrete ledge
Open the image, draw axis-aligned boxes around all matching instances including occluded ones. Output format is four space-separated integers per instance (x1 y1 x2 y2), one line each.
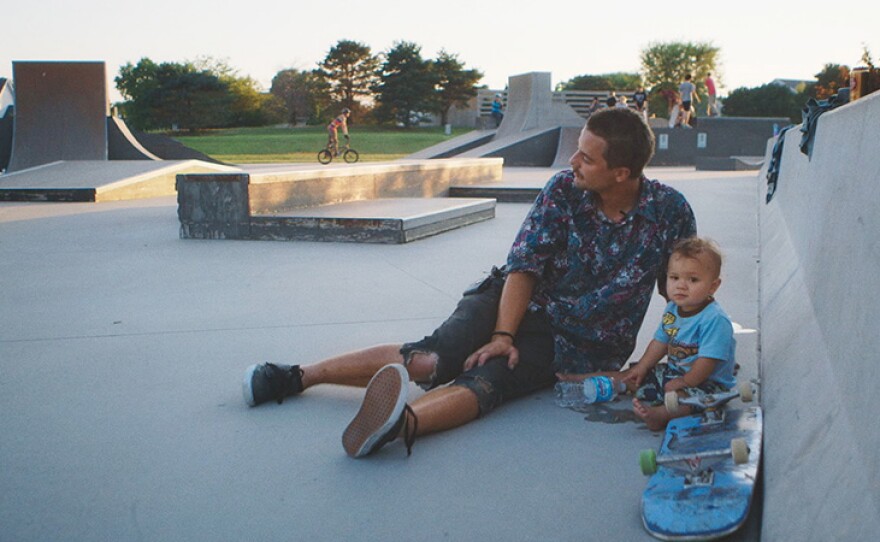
449 185 541 203
695 156 764 171
0 160 239 202
653 117 787 167
247 158 502 214
177 159 502 243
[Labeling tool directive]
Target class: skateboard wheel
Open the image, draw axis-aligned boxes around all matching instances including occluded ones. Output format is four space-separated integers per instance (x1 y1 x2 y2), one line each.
640 449 658 475
739 383 753 403
731 438 749 464
664 391 680 414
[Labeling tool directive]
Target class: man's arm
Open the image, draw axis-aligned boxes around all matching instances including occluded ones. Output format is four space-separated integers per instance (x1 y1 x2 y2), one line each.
463 271 536 370
657 196 697 299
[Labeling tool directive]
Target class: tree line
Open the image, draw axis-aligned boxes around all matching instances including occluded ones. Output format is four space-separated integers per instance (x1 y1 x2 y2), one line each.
114 40 878 132
722 47 879 122
114 40 483 132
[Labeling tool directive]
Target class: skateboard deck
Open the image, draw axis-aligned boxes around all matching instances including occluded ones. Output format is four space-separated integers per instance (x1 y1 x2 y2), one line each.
640 405 763 540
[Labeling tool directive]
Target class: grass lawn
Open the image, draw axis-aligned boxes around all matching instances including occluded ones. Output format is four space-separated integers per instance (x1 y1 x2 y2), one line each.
174 125 474 164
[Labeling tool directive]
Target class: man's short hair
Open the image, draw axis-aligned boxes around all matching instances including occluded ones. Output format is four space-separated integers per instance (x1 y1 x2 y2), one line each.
586 108 655 179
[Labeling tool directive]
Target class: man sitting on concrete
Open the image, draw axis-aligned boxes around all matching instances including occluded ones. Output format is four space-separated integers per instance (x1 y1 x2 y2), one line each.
242 108 697 458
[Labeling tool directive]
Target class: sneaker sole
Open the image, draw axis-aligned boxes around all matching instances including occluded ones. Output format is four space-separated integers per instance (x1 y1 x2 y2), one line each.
242 364 258 407
342 364 409 458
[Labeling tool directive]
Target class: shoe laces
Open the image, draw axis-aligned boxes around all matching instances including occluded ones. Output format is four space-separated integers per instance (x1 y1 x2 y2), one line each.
402 405 418 457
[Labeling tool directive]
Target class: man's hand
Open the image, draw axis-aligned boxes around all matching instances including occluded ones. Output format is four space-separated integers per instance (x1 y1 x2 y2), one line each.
463 336 519 371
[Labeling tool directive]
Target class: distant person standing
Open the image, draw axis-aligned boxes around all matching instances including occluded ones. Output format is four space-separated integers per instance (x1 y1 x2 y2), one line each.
705 73 718 117
606 91 618 108
491 94 505 128
633 87 648 120
679 74 699 128
586 96 601 117
616 95 629 109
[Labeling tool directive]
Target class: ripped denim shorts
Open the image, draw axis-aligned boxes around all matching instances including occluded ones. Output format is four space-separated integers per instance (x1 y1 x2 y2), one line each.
400 267 556 416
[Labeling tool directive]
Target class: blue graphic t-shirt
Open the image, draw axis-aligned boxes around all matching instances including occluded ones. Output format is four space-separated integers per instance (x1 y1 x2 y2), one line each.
653 300 736 389
506 170 697 373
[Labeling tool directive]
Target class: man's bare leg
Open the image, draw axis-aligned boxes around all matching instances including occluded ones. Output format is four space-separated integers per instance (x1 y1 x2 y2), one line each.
245 343 411 406
341 351 481 457
408 386 480 436
301 344 405 389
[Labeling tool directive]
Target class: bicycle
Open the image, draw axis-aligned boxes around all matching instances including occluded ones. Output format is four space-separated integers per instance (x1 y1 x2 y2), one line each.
318 137 359 165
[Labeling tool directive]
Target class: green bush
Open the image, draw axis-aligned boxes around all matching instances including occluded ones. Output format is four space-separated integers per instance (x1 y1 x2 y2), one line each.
721 84 803 123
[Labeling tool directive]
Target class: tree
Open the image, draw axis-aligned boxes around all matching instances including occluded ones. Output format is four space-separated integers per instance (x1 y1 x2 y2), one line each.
318 39 380 115
192 56 270 126
640 41 720 90
115 58 161 130
557 72 641 91
811 63 850 100
270 69 332 125
720 84 802 122
640 41 720 117
150 63 233 131
116 58 254 131
373 41 436 127
431 50 483 126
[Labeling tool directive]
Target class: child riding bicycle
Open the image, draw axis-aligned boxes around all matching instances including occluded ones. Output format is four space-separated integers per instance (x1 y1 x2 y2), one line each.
327 108 351 156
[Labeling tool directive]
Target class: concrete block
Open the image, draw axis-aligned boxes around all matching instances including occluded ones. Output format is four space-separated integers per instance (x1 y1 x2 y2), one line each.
177 173 250 239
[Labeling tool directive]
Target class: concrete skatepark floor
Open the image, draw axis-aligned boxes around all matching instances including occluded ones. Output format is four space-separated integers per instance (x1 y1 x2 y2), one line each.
0 166 760 541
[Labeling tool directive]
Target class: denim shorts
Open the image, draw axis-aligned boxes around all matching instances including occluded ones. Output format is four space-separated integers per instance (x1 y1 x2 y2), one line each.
400 267 556 416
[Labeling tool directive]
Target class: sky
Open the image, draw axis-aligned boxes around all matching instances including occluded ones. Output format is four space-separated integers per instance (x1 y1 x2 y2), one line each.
3 0 879 103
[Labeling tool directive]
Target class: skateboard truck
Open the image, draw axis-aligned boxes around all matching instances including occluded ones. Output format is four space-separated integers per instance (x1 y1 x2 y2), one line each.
639 438 751 482
664 382 754 424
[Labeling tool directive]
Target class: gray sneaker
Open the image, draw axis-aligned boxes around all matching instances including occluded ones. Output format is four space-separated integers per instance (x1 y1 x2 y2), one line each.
342 364 417 458
242 363 304 406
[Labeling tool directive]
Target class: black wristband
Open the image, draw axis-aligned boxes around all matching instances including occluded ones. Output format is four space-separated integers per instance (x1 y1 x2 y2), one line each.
491 330 515 340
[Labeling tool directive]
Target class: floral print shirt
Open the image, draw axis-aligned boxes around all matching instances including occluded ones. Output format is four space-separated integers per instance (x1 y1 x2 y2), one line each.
506 170 697 373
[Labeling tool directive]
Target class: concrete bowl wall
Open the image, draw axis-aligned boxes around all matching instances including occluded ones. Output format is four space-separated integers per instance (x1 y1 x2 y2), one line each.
758 91 880 540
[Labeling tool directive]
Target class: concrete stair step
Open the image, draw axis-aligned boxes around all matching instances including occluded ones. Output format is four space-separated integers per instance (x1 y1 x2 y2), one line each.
244 197 496 244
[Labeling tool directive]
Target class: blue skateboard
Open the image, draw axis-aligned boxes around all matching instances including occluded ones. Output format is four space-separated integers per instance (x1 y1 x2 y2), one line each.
639 385 762 540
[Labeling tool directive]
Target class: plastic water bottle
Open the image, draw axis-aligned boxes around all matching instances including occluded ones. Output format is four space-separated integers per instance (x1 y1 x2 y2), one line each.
555 376 626 408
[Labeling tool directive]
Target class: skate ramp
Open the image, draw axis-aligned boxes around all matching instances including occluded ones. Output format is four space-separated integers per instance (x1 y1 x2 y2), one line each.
551 126 581 168
406 73 584 166
7 62 108 172
0 77 12 172
0 160 239 202
106 116 161 161
405 129 496 159
0 77 12 116
120 125 227 165
457 126 560 166
495 72 583 139
758 90 880 540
